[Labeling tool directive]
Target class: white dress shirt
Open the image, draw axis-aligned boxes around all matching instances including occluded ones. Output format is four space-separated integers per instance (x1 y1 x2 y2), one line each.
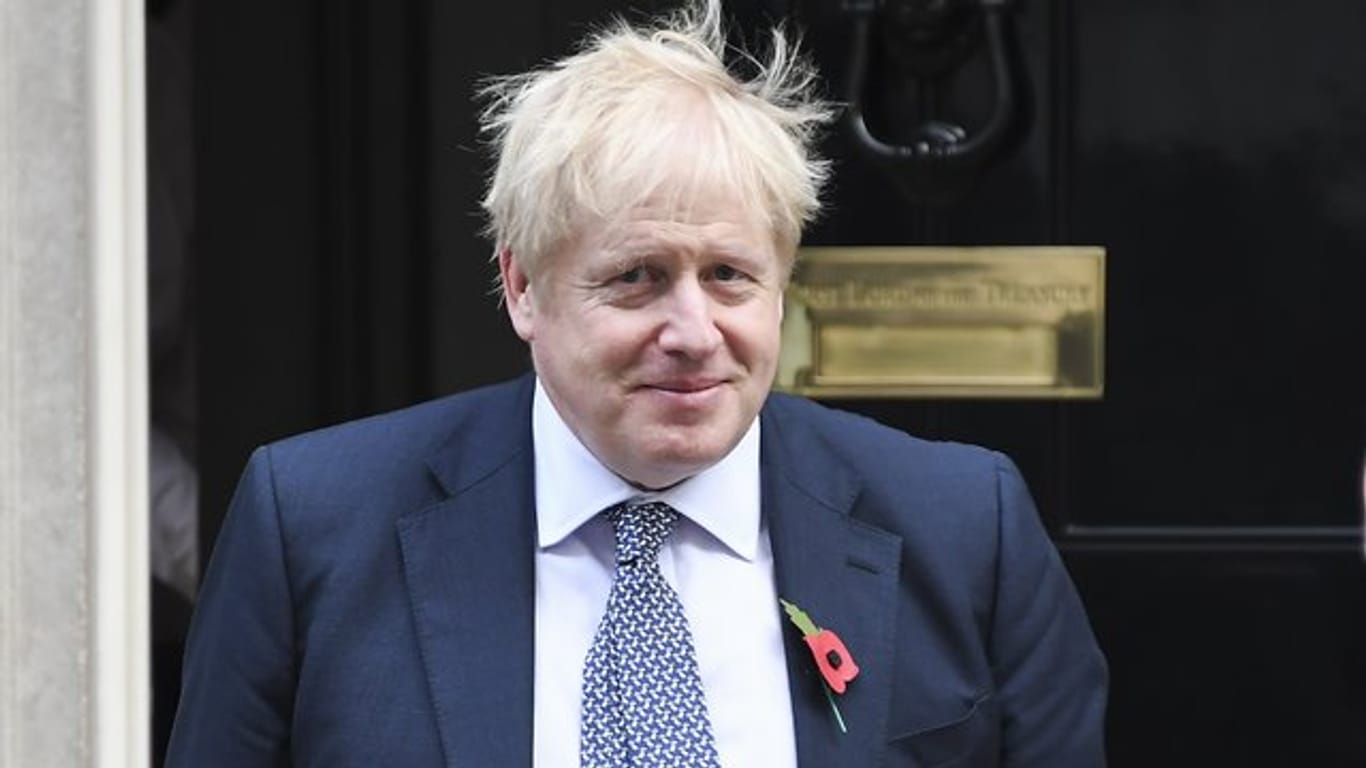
531 380 798 768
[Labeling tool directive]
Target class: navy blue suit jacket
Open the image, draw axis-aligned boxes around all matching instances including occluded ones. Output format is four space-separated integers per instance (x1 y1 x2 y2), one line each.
168 376 1106 766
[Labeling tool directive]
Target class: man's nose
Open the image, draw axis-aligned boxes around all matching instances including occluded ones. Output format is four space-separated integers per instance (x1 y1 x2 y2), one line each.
657 278 723 358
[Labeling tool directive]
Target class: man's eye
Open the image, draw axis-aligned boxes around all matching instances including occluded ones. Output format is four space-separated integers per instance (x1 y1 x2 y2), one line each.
713 264 744 281
618 266 648 284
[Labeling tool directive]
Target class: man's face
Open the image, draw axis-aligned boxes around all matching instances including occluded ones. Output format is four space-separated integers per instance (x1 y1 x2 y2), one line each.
502 191 786 489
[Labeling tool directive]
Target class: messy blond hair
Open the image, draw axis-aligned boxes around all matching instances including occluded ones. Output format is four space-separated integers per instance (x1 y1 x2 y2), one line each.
479 0 831 282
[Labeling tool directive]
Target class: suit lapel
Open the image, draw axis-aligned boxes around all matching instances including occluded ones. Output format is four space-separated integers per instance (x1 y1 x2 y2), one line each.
397 377 537 767
762 399 904 768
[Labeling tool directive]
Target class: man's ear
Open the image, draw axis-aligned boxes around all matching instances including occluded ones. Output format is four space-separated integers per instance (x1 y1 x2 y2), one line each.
499 248 536 342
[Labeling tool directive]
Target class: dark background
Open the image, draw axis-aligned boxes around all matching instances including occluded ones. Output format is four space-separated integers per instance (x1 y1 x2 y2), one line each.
152 0 1366 764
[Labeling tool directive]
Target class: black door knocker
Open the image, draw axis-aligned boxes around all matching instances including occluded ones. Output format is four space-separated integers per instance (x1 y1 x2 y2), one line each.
842 0 1022 204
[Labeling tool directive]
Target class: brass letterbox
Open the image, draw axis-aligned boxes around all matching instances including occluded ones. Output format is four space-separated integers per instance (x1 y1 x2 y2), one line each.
776 246 1105 398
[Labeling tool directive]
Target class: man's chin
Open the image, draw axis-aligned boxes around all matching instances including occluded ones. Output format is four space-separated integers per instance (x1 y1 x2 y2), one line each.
618 433 739 487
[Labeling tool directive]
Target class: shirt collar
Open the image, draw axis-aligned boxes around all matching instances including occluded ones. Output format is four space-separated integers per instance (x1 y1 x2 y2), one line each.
532 378 761 561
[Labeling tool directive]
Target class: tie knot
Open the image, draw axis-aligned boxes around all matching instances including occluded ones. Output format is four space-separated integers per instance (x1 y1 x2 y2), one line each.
607 500 678 569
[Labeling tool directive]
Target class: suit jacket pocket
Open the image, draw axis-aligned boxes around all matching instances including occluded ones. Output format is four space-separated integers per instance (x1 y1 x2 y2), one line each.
888 693 1000 768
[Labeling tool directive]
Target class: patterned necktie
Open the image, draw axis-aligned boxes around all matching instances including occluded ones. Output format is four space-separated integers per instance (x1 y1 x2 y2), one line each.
580 501 721 768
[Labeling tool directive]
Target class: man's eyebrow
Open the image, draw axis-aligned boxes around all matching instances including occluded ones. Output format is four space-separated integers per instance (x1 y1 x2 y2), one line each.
612 230 688 257
707 241 769 263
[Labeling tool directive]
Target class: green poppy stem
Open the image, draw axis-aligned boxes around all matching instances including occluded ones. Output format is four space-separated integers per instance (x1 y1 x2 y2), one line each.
823 684 848 734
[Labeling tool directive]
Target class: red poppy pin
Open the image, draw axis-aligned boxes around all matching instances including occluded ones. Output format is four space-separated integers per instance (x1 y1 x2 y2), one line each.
780 598 860 733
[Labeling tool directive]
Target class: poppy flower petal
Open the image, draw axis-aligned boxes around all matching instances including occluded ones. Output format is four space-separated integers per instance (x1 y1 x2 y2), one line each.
805 630 859 693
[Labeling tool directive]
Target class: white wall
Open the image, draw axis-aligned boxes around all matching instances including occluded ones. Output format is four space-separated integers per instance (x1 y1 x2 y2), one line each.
0 0 148 765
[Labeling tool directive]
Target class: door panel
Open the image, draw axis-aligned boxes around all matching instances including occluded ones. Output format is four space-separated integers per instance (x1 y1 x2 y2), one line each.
1072 550 1366 766
1071 0 1366 527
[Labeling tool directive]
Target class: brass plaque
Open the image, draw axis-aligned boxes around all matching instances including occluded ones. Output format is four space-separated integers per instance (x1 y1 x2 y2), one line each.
776 246 1105 398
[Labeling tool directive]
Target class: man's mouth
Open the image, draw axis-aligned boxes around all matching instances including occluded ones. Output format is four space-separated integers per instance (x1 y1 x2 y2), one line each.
643 378 726 394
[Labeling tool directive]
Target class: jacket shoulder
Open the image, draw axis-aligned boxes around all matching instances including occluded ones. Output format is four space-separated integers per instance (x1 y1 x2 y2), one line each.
257 376 529 510
762 393 1019 554
763 392 1003 483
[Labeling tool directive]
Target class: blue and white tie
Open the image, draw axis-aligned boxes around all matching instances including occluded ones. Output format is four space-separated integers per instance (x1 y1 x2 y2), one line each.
580 501 721 768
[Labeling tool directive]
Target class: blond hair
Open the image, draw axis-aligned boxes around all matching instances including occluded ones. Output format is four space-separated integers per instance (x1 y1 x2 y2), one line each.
479 0 831 281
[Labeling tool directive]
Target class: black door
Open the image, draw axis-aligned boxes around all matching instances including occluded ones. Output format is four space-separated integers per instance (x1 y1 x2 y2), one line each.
791 1 1366 765
183 1 1366 765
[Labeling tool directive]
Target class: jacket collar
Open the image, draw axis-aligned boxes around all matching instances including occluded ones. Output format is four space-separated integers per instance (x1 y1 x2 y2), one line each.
398 380 903 767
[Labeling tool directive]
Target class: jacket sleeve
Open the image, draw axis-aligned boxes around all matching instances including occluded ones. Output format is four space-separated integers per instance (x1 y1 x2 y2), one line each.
989 453 1108 766
166 446 296 767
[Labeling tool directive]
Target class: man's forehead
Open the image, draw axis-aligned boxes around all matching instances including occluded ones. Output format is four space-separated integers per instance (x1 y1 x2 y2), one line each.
581 203 788 266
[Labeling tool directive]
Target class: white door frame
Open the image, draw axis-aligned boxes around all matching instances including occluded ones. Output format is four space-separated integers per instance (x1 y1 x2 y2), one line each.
90 0 151 764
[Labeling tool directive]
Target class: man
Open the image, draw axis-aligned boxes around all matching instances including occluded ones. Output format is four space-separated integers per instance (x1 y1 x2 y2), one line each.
168 2 1107 766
